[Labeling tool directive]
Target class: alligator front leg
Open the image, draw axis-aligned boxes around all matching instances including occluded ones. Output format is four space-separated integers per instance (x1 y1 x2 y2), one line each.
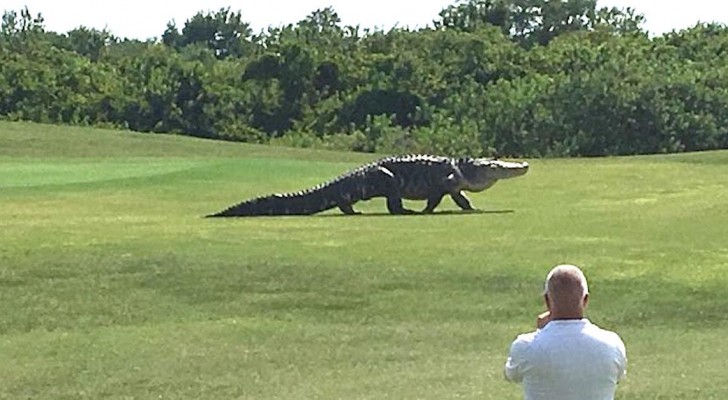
451 191 476 211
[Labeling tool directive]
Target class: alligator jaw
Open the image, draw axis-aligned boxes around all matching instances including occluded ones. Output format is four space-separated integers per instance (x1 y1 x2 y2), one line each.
461 159 529 192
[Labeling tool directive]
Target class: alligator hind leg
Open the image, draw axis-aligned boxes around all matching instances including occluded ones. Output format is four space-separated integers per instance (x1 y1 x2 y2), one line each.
370 166 415 215
386 197 416 215
338 203 360 215
423 194 446 213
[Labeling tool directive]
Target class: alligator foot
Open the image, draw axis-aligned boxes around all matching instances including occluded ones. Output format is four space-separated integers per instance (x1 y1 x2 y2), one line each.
338 204 360 215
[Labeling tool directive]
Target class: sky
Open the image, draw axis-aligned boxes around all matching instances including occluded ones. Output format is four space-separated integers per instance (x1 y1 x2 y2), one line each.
2 0 727 40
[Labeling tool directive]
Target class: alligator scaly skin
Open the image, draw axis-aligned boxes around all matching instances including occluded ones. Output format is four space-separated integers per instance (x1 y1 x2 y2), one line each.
207 155 528 217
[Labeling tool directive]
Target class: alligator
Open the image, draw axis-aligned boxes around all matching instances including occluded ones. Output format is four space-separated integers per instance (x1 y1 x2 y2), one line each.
207 155 529 217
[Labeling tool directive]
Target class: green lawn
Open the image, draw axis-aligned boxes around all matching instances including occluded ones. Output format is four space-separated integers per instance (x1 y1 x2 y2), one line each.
1 121 727 399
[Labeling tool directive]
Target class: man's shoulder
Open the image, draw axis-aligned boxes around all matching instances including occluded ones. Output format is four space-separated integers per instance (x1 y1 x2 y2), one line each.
585 321 626 346
510 330 539 351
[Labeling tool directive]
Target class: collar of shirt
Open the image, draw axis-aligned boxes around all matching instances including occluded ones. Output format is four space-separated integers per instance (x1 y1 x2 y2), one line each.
540 318 590 331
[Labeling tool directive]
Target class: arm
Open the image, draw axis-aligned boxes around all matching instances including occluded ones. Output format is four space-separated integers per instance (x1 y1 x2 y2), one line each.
504 335 530 383
616 336 628 382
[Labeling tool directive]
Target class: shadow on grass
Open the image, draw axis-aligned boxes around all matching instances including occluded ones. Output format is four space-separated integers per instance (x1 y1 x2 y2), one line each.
319 209 515 218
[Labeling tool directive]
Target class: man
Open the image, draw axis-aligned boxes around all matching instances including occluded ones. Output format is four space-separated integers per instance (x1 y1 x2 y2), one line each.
504 264 627 400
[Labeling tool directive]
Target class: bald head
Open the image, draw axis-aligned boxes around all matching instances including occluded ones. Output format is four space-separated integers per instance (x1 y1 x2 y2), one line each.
544 264 589 317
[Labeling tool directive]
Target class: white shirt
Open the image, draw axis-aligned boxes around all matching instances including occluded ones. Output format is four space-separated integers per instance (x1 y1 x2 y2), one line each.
504 319 627 400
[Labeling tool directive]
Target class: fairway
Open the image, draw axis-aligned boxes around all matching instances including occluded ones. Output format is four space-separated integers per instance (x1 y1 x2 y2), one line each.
1 121 727 399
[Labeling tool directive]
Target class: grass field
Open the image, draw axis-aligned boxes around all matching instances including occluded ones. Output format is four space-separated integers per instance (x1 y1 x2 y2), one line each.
1 121 727 399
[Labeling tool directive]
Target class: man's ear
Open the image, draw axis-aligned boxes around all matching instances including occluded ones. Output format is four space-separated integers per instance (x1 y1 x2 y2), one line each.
583 293 590 307
544 294 550 308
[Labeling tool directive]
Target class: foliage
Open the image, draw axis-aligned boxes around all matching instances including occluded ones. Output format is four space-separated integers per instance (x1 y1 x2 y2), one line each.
1 2 727 156
162 7 253 59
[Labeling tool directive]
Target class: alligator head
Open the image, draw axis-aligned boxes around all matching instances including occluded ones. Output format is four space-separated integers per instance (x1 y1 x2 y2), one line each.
457 158 529 192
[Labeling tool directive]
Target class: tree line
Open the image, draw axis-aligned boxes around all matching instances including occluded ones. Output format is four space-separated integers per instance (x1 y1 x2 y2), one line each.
1 0 728 157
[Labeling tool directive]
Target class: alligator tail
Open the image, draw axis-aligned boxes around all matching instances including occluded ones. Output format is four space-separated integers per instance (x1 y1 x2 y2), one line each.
206 189 336 217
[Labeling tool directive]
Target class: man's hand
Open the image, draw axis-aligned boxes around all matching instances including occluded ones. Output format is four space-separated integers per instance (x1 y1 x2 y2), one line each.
537 311 551 329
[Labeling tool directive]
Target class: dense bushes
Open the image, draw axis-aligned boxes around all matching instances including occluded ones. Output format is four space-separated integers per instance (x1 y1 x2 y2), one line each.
1 2 727 157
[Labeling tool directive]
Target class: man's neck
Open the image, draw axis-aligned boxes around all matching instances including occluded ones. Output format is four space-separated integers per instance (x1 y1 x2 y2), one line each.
549 311 584 320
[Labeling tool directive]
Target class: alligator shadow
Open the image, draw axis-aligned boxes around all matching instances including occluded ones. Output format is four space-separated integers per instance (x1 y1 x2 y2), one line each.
203 209 514 219
318 209 515 218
